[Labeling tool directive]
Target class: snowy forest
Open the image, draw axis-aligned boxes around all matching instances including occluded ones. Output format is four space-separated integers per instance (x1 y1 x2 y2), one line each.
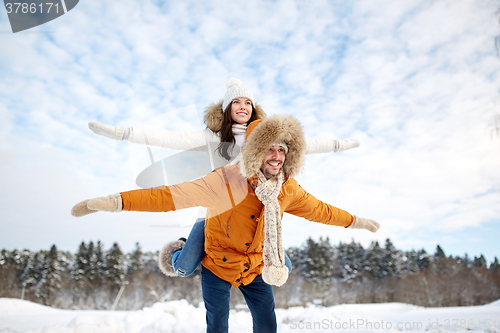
1 238 499 311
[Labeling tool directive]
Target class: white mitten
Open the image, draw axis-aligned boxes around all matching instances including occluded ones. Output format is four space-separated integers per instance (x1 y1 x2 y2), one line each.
348 215 380 233
71 199 96 217
88 122 126 141
337 139 360 152
71 194 122 217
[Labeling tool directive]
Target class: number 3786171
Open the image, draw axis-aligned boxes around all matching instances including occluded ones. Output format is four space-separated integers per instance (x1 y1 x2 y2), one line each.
5 3 60 14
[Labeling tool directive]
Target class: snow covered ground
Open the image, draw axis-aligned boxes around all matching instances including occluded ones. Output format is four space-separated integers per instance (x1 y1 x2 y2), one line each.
0 298 499 333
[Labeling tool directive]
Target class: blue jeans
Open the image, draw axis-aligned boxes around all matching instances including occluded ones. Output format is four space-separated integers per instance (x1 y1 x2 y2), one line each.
201 266 277 333
171 218 293 277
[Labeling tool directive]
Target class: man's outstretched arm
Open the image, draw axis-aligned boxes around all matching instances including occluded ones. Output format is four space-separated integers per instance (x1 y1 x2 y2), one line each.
71 169 231 217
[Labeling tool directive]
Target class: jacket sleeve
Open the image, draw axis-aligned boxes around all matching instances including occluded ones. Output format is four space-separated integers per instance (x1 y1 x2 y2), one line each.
305 138 338 154
128 127 219 151
121 169 231 212
284 182 353 227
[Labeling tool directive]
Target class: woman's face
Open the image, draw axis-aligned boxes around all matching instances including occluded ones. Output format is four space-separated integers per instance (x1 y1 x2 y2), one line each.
230 97 253 124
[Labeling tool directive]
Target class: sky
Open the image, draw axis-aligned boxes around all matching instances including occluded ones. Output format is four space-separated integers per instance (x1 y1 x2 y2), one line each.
0 0 499 263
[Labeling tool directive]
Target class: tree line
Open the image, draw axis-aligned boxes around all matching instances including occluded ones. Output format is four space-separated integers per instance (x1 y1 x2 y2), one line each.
0 239 499 310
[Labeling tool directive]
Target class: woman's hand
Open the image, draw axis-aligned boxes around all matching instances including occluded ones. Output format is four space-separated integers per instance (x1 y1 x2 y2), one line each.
88 122 126 140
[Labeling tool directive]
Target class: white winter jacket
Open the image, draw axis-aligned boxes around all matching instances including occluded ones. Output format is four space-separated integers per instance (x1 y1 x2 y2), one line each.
125 100 356 190
128 125 342 169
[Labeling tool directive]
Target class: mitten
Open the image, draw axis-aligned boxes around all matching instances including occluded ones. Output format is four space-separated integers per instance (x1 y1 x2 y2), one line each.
71 199 96 217
88 122 126 141
348 215 380 233
337 139 360 152
71 194 122 217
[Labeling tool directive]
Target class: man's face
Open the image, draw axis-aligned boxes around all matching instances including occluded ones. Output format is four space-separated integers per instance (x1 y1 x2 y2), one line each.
260 145 286 178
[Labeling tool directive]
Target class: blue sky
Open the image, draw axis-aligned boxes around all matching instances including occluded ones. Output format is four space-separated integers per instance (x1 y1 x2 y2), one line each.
0 0 499 263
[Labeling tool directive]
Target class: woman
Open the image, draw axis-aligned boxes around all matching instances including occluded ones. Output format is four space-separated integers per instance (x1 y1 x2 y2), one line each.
87 78 360 277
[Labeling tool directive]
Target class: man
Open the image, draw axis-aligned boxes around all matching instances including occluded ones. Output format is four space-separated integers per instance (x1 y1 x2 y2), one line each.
71 114 380 333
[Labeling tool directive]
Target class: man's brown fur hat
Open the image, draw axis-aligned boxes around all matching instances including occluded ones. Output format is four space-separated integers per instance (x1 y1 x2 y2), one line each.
239 115 306 178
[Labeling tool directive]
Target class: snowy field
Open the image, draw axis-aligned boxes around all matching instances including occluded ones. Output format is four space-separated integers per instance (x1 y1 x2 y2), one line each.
0 298 499 333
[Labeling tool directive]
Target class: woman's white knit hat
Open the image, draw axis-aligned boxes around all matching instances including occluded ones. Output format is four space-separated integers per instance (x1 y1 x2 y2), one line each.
222 78 255 111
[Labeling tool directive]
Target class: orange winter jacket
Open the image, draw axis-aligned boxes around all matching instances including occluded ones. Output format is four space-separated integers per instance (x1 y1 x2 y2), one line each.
121 164 353 288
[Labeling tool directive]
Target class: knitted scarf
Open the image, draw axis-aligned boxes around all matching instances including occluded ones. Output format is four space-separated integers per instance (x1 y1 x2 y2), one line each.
232 123 247 151
255 169 288 286
227 124 247 165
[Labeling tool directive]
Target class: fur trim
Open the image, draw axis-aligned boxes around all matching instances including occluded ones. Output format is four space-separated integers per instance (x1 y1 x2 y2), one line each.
239 115 306 178
158 239 185 277
87 194 122 213
203 100 267 133
203 100 225 133
262 265 289 287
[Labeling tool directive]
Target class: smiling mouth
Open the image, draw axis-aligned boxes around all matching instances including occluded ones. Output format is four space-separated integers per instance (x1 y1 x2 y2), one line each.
267 161 281 167
236 112 247 116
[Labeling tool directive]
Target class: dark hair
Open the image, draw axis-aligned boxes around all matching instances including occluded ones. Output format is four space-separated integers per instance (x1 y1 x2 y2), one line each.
216 103 259 160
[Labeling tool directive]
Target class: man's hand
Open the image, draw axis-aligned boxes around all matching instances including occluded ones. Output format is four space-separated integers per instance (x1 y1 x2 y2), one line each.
348 215 380 232
71 194 122 217
88 122 126 140
337 139 360 152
